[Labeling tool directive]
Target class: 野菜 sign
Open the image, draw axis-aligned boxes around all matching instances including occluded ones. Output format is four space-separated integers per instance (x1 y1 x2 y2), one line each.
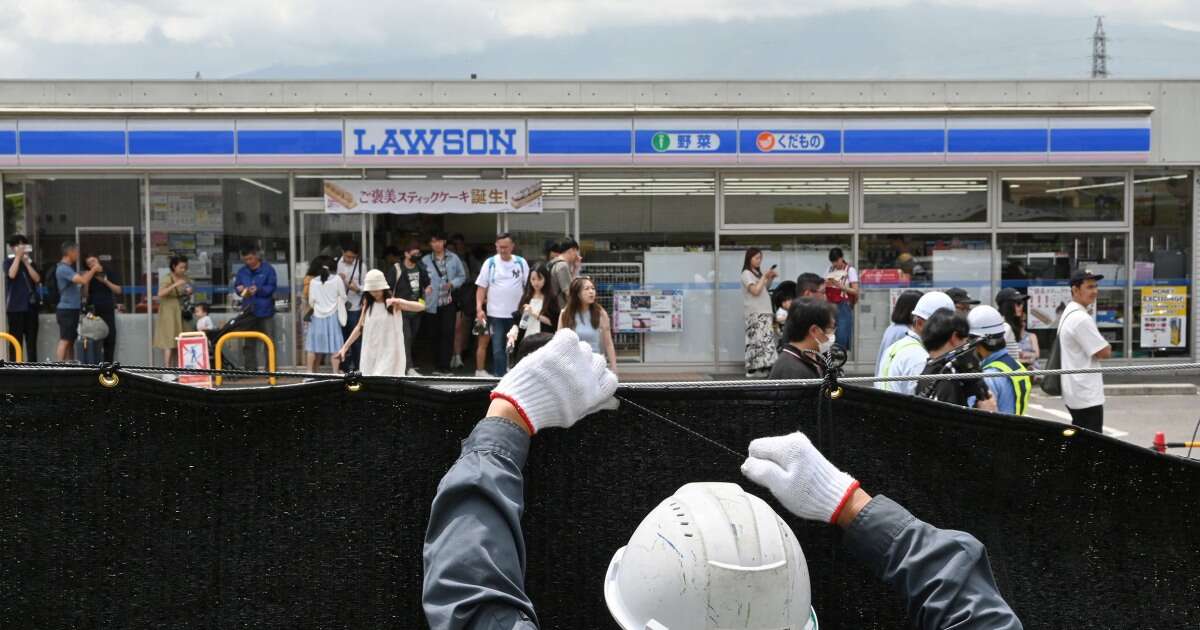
613 290 684 333
324 179 542 214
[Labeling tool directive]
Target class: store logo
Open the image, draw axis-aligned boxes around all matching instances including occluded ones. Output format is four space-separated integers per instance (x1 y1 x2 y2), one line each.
648 131 721 152
352 127 518 156
753 131 827 152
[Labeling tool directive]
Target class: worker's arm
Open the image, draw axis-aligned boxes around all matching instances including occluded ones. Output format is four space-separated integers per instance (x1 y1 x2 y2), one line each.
422 329 619 630
422 413 539 630
842 494 1022 630
742 432 1022 630
1094 344 1113 360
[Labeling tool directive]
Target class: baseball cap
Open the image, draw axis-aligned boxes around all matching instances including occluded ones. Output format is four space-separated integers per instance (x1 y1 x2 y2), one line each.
968 305 1007 337
1069 268 1105 286
995 287 1030 304
912 291 955 321
946 288 980 306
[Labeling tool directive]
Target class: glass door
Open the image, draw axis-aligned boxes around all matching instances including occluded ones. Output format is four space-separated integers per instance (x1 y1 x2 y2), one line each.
295 206 366 362
504 209 572 264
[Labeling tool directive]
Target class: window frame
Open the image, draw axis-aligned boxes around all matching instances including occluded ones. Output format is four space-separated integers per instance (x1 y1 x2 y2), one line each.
996 169 1131 229
719 169 854 232
858 169 992 231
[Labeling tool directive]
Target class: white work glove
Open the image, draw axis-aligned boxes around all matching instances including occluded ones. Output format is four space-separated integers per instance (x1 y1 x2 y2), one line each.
490 328 619 434
741 432 860 524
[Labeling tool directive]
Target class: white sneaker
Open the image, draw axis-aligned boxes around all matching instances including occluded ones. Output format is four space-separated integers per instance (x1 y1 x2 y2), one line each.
450 355 464 369
406 368 421 377
474 369 492 378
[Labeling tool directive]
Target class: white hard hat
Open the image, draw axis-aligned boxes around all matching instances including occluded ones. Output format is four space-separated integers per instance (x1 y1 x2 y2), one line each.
912 291 955 321
968 304 1007 337
604 482 818 630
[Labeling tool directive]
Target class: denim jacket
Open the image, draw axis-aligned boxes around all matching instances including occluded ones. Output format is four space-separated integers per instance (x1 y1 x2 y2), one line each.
422 251 467 314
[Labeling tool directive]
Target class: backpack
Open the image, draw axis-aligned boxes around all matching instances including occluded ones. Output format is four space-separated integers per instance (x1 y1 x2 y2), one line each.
43 262 63 309
485 255 527 285
1040 308 1085 396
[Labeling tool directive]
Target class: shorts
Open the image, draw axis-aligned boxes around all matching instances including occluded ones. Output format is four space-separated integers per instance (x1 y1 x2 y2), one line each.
57 309 81 343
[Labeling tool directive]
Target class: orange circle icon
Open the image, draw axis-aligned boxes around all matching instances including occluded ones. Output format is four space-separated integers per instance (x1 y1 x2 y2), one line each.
756 131 776 152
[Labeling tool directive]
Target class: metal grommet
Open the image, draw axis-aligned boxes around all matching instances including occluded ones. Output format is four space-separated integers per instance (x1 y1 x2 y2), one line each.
828 386 844 400
346 381 362 393
1062 428 1077 437
98 372 120 388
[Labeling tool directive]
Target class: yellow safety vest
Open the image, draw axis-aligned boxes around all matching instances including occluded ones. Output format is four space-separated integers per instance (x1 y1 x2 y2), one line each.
984 356 1030 416
880 335 923 392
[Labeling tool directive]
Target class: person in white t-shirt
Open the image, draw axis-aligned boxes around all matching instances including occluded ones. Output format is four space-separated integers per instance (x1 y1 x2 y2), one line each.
741 248 779 378
475 233 529 378
1057 269 1112 432
825 247 859 351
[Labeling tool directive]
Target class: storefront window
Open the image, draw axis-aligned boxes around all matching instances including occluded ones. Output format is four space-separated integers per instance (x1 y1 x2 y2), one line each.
149 177 292 365
723 176 849 225
1132 171 1193 357
1000 175 1124 222
858 233 994 363
863 176 988 223
998 232 1127 358
718 235 852 363
579 174 715 364
9 177 147 363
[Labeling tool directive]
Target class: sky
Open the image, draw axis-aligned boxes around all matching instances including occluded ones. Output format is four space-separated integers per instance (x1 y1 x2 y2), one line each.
1 0 1199 79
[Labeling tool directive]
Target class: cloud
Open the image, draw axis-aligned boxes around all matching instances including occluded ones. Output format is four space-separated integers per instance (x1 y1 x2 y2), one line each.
0 0 1197 78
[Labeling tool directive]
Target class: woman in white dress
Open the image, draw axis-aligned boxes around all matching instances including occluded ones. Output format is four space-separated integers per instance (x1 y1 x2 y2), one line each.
334 269 425 377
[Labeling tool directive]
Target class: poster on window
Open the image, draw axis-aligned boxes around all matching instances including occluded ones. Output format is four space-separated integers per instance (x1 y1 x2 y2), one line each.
613 289 683 333
1027 286 1075 330
1140 286 1187 348
323 179 542 214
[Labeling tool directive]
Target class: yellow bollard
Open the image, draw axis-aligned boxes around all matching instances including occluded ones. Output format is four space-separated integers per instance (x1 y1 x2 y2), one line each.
214 331 276 386
0 332 23 363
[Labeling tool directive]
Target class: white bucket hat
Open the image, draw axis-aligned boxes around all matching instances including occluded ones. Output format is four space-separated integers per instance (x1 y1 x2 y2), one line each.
361 268 389 292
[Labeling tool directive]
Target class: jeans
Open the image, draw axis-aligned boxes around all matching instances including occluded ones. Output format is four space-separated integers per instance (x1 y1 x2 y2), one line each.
487 316 513 377
242 314 276 371
835 300 854 351
429 304 457 371
402 311 422 371
1067 405 1104 432
341 309 362 372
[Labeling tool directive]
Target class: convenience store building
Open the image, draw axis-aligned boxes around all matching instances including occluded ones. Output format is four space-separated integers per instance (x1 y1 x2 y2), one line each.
0 79 1195 373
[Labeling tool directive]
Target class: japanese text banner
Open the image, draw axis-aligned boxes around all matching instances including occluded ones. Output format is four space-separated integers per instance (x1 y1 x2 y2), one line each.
324 179 542 214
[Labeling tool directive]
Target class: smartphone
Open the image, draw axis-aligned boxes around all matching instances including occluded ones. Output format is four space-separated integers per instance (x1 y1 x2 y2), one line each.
23 244 32 254
769 264 778 270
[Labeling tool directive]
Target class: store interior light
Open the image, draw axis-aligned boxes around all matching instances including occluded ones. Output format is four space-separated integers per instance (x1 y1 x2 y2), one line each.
295 174 360 179
386 174 428 179
239 177 283 195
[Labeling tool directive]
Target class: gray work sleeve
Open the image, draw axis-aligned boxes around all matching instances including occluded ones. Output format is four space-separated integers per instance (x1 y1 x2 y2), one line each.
843 495 1023 630
423 419 539 630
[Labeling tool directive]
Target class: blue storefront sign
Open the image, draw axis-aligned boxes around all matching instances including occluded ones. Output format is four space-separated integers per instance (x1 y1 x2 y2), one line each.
0 116 1152 167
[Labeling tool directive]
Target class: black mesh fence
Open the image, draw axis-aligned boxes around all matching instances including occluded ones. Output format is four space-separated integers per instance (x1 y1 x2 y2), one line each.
1 367 1197 628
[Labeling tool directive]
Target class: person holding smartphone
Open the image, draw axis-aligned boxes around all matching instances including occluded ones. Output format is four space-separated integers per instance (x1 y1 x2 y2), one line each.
5 234 41 360
741 247 779 378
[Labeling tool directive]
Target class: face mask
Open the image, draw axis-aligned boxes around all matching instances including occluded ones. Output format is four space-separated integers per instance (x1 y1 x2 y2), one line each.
408 254 421 263
818 330 835 354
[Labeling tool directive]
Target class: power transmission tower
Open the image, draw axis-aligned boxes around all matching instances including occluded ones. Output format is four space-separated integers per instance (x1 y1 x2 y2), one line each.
1092 16 1109 78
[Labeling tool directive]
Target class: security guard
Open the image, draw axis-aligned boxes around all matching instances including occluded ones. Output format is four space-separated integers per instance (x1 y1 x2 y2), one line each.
968 305 1030 415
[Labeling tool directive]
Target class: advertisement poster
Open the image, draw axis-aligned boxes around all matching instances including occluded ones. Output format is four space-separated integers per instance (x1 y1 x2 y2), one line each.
613 289 683 333
324 179 542 214
1027 286 1075 330
1140 286 1187 348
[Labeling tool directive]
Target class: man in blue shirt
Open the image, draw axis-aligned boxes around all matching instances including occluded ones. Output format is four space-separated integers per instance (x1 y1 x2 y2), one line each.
5 234 41 360
968 305 1029 416
54 242 100 362
233 245 277 371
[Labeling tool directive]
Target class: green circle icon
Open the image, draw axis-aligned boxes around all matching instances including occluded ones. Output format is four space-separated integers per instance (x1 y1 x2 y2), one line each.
651 132 671 152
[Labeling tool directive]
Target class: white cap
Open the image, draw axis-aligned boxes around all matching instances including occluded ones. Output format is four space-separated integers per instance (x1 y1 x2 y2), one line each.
968 304 1007 337
912 291 955 321
605 482 817 630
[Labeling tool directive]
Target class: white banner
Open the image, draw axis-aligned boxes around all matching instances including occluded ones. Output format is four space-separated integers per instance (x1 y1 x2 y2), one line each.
323 179 542 214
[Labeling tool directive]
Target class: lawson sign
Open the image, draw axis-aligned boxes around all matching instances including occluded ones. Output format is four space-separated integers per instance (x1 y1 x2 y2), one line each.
346 119 526 164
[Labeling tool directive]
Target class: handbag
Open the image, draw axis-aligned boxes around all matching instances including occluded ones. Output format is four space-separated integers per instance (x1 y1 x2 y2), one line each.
77 310 110 341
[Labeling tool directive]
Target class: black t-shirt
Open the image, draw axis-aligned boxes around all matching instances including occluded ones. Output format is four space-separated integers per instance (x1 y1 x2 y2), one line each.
87 269 120 309
769 346 825 380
